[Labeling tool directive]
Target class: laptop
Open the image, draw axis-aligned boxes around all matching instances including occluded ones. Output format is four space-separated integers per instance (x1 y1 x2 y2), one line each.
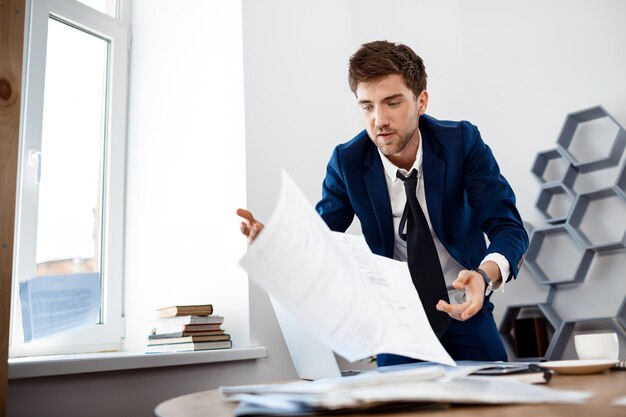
270 295 368 380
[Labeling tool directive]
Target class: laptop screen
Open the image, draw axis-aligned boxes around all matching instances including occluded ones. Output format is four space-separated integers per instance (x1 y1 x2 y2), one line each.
270 295 345 380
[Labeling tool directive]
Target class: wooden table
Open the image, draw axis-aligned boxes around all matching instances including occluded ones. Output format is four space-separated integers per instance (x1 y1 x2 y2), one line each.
155 370 626 417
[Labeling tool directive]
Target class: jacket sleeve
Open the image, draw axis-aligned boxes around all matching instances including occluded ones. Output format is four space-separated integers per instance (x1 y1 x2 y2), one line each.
315 146 355 232
462 122 529 280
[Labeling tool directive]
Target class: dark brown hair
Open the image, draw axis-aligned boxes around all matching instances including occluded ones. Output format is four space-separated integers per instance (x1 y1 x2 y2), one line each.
348 40 427 98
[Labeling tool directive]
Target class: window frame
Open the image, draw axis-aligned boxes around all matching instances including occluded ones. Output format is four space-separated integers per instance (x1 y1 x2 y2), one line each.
10 0 129 357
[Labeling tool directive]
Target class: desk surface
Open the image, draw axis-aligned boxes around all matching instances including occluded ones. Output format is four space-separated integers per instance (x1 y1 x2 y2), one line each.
155 370 626 417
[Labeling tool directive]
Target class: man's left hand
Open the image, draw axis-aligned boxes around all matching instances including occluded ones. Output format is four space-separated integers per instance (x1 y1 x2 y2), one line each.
435 269 486 321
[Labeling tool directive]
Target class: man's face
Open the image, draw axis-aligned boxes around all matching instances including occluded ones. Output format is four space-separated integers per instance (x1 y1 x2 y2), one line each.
356 74 427 162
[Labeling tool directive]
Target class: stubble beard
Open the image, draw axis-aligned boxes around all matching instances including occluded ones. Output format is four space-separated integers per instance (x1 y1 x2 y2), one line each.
372 125 417 157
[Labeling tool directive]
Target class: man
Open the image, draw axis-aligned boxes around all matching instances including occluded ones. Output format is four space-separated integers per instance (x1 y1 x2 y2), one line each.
238 40 528 366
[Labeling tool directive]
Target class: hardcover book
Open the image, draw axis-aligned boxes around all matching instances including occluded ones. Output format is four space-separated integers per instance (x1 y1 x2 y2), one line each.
151 315 223 326
148 333 230 344
151 323 223 335
145 340 232 353
156 304 213 318
150 329 226 338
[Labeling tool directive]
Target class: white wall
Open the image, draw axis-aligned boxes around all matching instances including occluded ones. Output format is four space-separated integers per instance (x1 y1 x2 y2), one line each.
125 0 250 350
9 2 626 416
245 0 626 232
350 0 626 227
126 0 626 370
242 0 357 381
243 0 357 219
242 0 626 326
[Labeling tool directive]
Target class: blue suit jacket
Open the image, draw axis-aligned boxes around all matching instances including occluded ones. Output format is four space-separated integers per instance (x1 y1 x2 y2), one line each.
315 114 528 281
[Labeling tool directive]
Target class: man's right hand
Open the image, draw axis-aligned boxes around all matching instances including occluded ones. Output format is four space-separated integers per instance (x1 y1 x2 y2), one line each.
236 208 265 244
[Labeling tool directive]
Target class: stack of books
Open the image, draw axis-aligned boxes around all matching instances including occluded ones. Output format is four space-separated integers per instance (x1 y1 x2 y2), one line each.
146 304 232 353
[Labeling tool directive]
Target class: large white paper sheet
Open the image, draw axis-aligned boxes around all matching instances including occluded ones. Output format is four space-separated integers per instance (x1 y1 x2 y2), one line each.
239 171 454 365
221 364 591 414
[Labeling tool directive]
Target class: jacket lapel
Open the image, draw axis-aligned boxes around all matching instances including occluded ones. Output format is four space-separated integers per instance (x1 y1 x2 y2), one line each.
363 145 395 258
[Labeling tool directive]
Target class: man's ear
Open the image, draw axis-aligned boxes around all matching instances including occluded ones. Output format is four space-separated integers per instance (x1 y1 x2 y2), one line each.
418 90 429 115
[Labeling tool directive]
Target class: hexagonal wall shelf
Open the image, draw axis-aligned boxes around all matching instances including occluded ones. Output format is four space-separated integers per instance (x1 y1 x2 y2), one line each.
519 106 626 361
499 303 560 361
535 183 575 224
567 188 626 251
525 225 594 285
557 106 626 173
545 317 626 360
571 163 624 195
549 247 626 326
618 297 626 330
531 148 572 184
617 162 626 199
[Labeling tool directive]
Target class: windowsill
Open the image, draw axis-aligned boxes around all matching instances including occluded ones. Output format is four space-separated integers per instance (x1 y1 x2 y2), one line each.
8 346 267 380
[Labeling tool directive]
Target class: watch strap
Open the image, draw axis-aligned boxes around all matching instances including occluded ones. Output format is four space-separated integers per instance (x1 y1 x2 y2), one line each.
473 268 494 296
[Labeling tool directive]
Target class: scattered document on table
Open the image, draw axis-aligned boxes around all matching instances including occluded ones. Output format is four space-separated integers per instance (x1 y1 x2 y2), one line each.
239 170 454 365
221 363 591 416
19 272 101 342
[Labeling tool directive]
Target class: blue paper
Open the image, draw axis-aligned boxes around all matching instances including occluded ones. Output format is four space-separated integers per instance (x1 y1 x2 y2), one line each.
20 272 101 342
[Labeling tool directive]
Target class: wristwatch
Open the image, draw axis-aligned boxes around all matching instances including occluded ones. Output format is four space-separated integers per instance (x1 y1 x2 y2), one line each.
473 268 494 296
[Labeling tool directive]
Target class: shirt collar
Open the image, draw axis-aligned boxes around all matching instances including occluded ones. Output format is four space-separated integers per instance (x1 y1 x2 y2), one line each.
377 131 423 183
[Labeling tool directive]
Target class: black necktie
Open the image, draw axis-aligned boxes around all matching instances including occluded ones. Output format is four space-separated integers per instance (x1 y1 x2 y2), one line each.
397 169 451 337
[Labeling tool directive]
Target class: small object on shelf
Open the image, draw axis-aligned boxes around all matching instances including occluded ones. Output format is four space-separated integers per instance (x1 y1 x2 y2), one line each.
151 322 224 335
148 333 231 345
156 304 213 318
151 315 223 326
146 340 232 354
147 304 232 353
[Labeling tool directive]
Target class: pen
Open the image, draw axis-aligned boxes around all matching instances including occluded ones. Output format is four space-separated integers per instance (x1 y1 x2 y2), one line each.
447 285 467 302
447 285 465 293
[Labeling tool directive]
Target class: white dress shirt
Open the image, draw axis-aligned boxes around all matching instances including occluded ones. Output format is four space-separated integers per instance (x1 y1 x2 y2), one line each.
377 132 509 302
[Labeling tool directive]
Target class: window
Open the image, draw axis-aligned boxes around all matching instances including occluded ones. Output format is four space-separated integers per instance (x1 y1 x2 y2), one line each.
10 0 129 356
76 0 117 17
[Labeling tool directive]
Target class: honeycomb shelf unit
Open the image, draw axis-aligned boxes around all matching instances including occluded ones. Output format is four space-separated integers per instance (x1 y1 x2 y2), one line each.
499 303 560 361
501 105 626 361
547 317 626 360
535 183 575 224
531 148 576 185
556 105 626 172
567 187 626 251
525 224 594 285
619 298 626 330
616 161 626 199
